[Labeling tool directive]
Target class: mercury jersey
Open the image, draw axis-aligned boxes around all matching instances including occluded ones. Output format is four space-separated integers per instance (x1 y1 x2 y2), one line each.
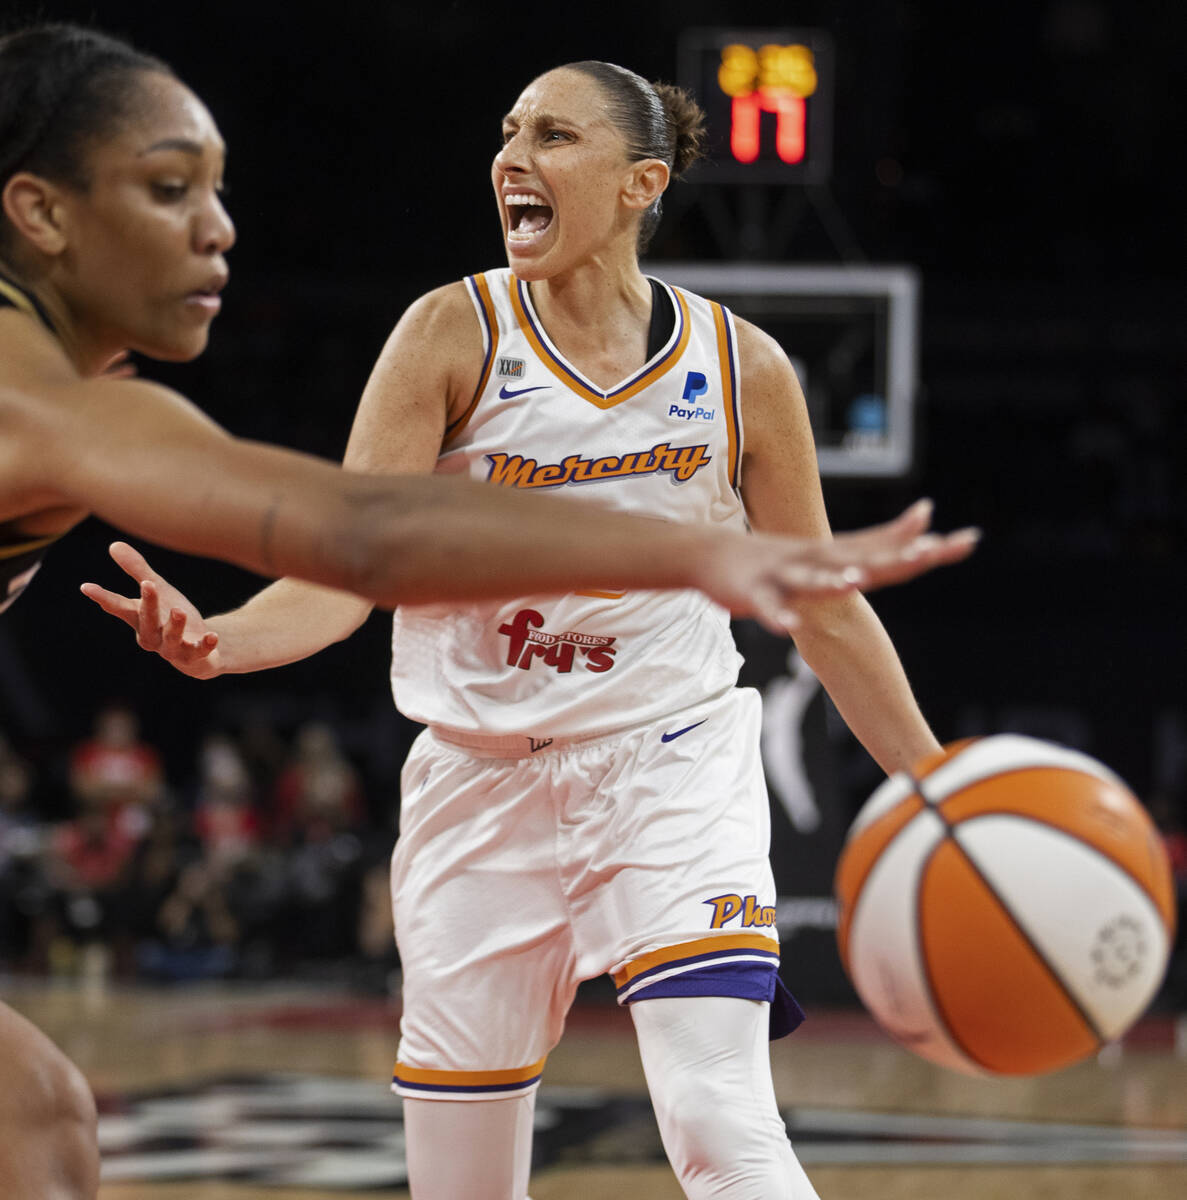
0 273 65 611
390 269 749 738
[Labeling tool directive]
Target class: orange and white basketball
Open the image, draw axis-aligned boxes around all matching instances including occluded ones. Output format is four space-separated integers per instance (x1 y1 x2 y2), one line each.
834 735 1175 1076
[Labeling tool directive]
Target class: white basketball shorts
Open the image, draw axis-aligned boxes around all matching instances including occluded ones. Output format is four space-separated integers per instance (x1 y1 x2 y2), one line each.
390 686 803 1101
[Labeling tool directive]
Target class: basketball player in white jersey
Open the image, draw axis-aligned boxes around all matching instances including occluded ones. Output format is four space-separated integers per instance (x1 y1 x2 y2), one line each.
88 62 973 1199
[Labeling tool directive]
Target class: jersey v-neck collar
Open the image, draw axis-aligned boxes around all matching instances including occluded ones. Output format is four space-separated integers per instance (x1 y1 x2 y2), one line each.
509 274 691 411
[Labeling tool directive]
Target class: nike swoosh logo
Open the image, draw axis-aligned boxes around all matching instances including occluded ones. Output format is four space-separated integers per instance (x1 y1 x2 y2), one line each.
499 384 549 400
660 719 708 743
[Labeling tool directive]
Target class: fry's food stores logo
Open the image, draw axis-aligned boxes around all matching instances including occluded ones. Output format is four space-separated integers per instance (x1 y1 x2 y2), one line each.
498 608 617 674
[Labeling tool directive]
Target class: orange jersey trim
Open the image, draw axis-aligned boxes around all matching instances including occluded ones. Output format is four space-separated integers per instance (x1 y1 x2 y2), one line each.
392 1057 547 1087
446 273 500 444
509 277 692 411
613 933 780 989
710 301 742 489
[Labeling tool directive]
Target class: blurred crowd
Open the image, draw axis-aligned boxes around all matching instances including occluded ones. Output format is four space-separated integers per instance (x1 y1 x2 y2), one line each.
1 699 1185 1010
0 703 398 989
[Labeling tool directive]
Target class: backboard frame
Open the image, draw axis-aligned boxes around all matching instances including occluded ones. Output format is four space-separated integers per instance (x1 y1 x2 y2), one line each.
649 262 920 478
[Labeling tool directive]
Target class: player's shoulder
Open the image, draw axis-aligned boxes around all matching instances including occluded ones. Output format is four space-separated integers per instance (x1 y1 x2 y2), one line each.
730 313 785 364
0 314 77 442
0 302 76 380
722 315 794 392
383 281 483 368
399 278 484 336
369 277 490 393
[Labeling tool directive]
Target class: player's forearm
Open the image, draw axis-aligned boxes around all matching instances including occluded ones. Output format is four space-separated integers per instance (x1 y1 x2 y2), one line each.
303 473 709 608
792 593 941 777
208 578 373 674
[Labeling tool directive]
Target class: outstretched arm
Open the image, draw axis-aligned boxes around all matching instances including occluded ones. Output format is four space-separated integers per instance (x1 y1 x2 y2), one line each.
71 284 976 675
83 497 975 677
11 370 883 616
81 542 371 677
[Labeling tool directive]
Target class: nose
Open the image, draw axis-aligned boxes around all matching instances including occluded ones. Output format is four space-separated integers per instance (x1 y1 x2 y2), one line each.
196 191 236 256
493 130 529 176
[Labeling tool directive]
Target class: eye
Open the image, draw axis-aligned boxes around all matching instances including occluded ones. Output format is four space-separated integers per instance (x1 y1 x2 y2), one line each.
151 181 188 202
543 129 571 143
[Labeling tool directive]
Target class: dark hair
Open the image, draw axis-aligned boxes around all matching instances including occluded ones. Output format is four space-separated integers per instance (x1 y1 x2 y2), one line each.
559 60 706 253
0 24 173 245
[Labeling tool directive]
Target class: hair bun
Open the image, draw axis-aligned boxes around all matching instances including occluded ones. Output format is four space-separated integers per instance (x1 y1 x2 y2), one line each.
652 82 706 179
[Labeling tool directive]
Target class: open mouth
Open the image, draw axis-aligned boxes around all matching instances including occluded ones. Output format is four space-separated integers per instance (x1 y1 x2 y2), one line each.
506 193 554 243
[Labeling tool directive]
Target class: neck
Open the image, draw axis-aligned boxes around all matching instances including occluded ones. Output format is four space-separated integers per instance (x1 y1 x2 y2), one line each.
526 254 651 338
0 255 114 375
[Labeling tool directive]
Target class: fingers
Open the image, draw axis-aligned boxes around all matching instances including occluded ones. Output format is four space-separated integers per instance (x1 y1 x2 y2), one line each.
751 562 864 633
831 498 933 560
138 581 164 650
78 582 141 628
890 497 934 539
775 560 864 598
108 541 157 584
163 612 219 663
143 595 218 662
748 580 801 635
935 526 981 561
858 526 981 590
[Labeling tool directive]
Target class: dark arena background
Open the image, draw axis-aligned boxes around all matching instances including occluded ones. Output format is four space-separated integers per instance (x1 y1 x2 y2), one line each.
1 2 1186 1197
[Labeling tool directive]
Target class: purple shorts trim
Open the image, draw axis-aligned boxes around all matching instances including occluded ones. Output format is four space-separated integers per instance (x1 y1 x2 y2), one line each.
624 961 806 1039
391 1072 543 1095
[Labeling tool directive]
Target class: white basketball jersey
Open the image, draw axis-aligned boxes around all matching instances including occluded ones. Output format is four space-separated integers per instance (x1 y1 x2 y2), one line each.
390 268 748 737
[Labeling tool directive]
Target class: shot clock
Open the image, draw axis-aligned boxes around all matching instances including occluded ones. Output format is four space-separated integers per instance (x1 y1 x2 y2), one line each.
664 30 918 479
678 28 834 184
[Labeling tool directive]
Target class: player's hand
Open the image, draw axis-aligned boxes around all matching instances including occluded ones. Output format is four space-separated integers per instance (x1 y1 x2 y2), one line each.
824 499 980 592
79 542 224 679
709 499 980 633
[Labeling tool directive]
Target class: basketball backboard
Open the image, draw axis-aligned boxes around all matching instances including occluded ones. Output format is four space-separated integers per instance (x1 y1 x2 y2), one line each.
651 263 920 478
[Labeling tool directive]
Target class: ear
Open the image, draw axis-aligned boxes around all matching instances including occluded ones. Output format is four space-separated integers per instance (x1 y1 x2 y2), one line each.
621 158 670 213
2 173 70 256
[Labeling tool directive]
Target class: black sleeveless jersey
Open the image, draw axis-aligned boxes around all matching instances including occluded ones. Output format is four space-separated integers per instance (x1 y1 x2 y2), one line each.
0 271 66 612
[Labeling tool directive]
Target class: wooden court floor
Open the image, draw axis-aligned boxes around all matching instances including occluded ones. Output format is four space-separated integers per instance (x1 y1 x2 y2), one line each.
5 977 1187 1199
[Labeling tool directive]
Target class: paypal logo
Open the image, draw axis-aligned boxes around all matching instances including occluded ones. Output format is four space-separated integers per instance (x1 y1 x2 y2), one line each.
682 371 709 402
670 371 715 422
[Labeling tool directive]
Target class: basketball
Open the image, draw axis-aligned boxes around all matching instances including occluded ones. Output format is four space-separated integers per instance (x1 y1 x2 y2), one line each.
834 734 1176 1076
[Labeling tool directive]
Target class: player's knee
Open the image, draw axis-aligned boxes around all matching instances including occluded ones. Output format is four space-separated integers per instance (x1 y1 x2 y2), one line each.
24 1046 100 1198
57 1050 99 1139
653 1073 790 1193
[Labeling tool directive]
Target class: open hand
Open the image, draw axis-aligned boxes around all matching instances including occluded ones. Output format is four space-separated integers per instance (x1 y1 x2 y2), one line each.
80 543 223 678
711 500 979 633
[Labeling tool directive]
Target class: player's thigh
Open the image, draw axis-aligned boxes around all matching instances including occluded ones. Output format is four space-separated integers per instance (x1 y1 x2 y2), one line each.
564 688 778 986
392 735 578 1085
